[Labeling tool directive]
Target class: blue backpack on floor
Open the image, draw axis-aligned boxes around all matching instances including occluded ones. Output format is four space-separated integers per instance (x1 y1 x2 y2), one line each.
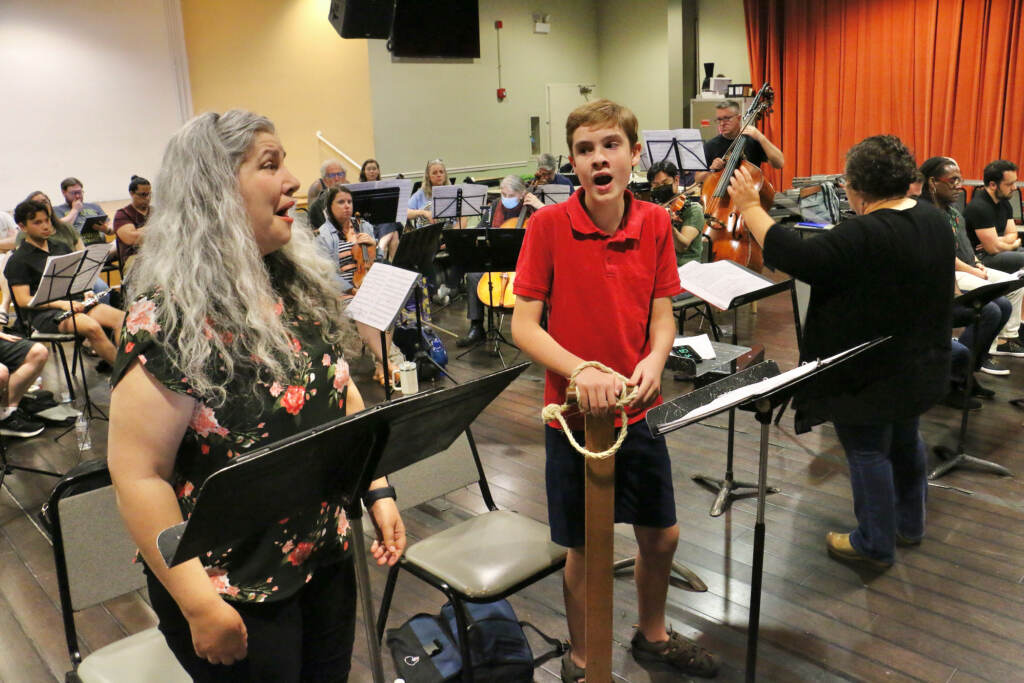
386 599 565 682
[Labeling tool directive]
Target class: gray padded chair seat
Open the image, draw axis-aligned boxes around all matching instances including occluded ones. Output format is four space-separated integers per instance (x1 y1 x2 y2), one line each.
77 628 190 683
403 509 565 599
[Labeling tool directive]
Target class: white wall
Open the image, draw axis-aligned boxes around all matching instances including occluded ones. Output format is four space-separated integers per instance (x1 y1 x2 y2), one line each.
596 0 670 133
0 0 190 210
367 0 600 178
697 0 750 87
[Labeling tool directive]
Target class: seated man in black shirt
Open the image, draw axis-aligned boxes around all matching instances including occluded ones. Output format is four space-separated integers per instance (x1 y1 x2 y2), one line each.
5 200 125 365
695 100 784 183
963 159 1024 272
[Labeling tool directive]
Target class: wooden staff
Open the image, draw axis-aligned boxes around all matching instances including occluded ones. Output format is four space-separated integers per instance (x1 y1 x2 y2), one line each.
567 389 616 681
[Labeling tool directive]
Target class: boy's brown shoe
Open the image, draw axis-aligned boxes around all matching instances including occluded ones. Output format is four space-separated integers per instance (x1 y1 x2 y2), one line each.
631 628 719 678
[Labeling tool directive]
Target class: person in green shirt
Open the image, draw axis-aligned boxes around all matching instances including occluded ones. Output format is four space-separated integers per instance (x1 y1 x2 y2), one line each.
648 161 705 266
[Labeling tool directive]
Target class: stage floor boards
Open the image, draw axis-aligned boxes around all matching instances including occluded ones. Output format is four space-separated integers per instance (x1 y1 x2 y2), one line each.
2 283 1023 682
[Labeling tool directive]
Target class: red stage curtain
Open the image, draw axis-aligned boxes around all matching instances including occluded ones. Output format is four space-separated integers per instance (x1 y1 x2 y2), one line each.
743 0 1024 188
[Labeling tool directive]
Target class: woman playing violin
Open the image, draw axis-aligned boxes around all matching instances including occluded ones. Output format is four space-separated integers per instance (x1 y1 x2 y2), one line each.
316 185 396 385
647 160 704 266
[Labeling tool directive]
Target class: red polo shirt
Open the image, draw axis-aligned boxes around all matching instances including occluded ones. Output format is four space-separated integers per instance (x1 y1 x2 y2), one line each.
514 188 682 427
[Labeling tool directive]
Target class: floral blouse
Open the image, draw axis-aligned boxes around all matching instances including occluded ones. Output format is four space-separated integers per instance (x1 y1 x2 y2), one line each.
112 290 354 604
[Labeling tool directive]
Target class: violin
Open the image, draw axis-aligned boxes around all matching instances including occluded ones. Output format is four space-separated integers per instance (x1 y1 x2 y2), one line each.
700 83 776 272
476 200 532 309
349 212 376 289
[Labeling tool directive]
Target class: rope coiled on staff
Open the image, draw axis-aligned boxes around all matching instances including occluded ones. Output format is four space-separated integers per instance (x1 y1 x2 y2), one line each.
541 361 637 460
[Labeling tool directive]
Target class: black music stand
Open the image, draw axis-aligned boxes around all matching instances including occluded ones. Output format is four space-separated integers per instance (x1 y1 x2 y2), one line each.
28 244 111 430
346 179 412 229
648 339 883 682
444 229 525 365
930 280 1023 480
679 265 793 515
156 363 529 683
390 223 456 384
642 128 709 174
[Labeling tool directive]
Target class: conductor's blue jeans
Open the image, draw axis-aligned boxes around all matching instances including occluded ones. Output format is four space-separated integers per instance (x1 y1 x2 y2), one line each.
832 418 927 564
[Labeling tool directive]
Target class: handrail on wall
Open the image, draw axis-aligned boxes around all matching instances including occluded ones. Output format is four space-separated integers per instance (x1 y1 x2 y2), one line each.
315 130 362 171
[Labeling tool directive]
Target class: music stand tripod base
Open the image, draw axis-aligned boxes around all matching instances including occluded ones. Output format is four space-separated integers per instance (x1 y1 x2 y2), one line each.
613 555 707 592
929 445 1012 480
692 472 780 517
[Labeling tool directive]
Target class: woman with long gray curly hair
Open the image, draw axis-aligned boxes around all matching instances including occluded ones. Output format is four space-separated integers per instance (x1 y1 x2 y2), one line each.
108 110 405 680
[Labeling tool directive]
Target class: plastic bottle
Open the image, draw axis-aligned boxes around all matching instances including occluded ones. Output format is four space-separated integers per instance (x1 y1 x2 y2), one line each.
75 412 91 451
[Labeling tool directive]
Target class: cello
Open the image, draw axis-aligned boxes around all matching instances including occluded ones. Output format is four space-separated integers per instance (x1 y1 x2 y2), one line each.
700 84 776 272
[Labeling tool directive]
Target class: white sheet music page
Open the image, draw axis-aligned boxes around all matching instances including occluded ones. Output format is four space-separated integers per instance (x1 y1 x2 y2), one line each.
345 264 420 332
678 260 772 311
28 243 111 307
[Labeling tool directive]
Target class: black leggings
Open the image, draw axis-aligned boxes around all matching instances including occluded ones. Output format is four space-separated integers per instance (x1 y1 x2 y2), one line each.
146 558 357 682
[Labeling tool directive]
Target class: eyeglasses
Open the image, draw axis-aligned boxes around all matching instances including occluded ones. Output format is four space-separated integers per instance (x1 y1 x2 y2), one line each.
326 172 346 179
715 114 738 123
936 175 963 188
134 192 151 197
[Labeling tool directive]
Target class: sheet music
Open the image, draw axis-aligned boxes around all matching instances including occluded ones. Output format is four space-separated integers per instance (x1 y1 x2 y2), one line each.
28 243 111 307
642 129 708 172
658 342 875 431
345 264 420 332
674 334 715 360
536 183 571 205
343 179 412 224
678 260 774 311
432 184 488 219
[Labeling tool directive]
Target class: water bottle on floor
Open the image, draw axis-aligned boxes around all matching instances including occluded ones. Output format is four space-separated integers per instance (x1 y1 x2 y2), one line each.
75 412 91 451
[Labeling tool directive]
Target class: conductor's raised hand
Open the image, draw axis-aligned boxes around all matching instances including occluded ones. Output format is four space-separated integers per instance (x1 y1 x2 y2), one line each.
727 166 761 212
628 354 663 412
187 598 248 666
368 498 406 567
573 366 622 417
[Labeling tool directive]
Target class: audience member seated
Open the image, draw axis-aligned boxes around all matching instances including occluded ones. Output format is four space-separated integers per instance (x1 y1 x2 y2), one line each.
316 185 398 385
112 175 151 271
358 158 401 262
5 200 125 365
22 192 81 251
534 153 574 187
53 177 111 245
0 331 49 438
944 292 1010 408
307 159 348 229
456 175 541 347
963 160 1024 272
648 160 705 266
920 156 1024 363
0 210 17 327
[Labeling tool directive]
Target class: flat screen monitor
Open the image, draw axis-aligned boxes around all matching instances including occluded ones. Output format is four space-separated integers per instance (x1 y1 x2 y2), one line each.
391 1 480 59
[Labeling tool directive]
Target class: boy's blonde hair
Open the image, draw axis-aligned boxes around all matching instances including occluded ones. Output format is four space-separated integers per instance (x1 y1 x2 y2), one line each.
565 99 639 153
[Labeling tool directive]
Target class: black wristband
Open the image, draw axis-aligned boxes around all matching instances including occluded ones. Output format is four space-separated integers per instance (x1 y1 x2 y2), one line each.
363 485 397 508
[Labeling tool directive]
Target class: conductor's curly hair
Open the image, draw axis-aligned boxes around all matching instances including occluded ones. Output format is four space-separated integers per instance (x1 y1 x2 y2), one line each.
844 135 917 200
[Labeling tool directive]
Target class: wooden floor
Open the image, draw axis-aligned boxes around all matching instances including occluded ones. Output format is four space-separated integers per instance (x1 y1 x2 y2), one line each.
2 284 1023 682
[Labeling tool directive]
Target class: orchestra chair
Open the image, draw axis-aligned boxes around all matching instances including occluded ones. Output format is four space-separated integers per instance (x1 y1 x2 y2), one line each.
8 287 79 405
672 233 721 338
48 460 190 683
375 433 568 680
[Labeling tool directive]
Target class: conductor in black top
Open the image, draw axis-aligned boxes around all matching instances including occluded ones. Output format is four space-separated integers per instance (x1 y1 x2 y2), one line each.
728 135 953 570
695 100 784 183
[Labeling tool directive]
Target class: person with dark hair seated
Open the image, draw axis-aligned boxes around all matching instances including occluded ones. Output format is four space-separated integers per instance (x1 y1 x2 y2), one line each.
113 175 152 270
919 156 1024 363
647 160 704 266
963 160 1024 272
307 159 348 230
5 200 125 365
730 135 952 569
53 177 111 245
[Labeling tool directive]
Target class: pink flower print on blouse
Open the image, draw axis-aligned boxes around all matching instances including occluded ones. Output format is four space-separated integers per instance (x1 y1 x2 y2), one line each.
207 567 241 597
287 541 314 566
190 403 230 439
269 381 284 398
280 386 306 415
125 297 162 336
333 359 350 392
322 353 331 367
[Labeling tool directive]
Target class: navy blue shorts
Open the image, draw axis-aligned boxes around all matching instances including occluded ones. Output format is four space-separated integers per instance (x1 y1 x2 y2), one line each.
545 420 677 548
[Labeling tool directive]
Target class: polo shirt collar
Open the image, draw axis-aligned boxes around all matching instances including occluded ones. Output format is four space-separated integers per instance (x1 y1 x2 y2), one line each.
566 188 642 240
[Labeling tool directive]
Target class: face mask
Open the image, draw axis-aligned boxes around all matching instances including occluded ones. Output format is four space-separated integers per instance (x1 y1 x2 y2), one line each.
501 196 520 210
651 184 676 204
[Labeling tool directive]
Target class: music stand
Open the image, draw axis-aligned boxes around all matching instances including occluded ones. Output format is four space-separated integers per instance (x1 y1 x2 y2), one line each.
431 184 488 227
156 363 529 683
346 179 413 228
28 244 111 428
648 339 884 682
930 280 1023 479
390 223 456 384
642 128 709 173
534 184 571 205
443 228 525 365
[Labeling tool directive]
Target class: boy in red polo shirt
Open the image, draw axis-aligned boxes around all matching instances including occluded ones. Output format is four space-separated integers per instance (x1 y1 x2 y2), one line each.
511 100 719 680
